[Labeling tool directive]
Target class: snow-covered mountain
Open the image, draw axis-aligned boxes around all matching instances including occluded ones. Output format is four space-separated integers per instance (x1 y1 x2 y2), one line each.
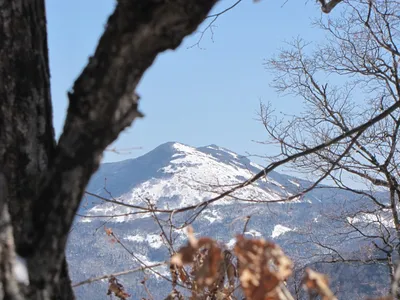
67 142 388 299
81 142 314 218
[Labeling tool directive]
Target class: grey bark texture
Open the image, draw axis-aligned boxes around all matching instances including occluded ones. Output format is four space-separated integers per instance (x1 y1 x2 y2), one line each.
0 0 217 299
0 172 22 300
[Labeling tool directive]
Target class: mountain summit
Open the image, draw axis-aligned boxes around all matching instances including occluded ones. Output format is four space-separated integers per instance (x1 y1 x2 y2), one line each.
69 142 386 299
83 142 308 219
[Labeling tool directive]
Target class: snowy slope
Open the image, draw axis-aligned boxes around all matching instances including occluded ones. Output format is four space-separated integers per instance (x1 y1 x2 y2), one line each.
68 142 389 300
81 142 307 221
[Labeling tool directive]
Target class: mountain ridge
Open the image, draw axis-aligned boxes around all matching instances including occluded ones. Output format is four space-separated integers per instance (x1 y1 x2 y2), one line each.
82 141 314 219
69 141 388 299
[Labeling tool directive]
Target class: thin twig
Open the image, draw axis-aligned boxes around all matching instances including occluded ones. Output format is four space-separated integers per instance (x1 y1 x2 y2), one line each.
72 263 166 287
242 215 251 235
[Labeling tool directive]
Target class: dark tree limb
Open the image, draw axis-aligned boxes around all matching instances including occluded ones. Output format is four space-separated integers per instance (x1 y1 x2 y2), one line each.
0 0 218 299
0 0 71 298
22 0 218 298
317 0 343 13
0 0 55 249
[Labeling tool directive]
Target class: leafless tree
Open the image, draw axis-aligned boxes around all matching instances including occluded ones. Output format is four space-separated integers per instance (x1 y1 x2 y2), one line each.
260 0 400 296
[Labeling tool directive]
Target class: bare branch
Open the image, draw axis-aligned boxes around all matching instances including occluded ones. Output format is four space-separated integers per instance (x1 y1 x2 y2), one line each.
72 263 166 288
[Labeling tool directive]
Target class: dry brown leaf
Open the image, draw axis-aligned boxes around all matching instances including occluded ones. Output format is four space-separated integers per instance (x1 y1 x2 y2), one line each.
170 227 224 291
234 235 293 300
224 250 236 290
302 268 337 300
104 227 113 236
107 276 130 299
171 244 198 266
195 241 223 288
177 266 188 283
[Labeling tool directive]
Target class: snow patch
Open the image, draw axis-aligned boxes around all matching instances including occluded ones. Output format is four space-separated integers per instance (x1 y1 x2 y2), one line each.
80 217 92 223
244 229 262 237
271 225 293 238
223 149 239 159
206 145 239 159
250 162 263 170
125 235 145 243
202 210 222 224
125 234 163 249
134 254 168 278
172 143 195 153
347 213 393 228
226 238 236 249
146 234 164 249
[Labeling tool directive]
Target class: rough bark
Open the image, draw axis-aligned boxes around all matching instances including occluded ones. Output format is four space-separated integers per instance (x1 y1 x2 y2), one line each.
0 172 22 300
0 0 55 244
0 0 217 299
0 0 71 298
27 1 217 297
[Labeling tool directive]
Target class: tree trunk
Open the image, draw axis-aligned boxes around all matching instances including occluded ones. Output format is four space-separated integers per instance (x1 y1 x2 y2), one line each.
0 0 73 299
0 0 56 247
0 0 217 299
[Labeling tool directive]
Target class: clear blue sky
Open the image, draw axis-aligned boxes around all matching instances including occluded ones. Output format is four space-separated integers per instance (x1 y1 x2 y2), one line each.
46 0 328 164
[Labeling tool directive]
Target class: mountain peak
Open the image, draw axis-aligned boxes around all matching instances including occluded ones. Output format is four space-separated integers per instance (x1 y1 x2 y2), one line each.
155 142 236 156
154 141 195 153
170 142 195 153
85 141 309 218
71 141 386 299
